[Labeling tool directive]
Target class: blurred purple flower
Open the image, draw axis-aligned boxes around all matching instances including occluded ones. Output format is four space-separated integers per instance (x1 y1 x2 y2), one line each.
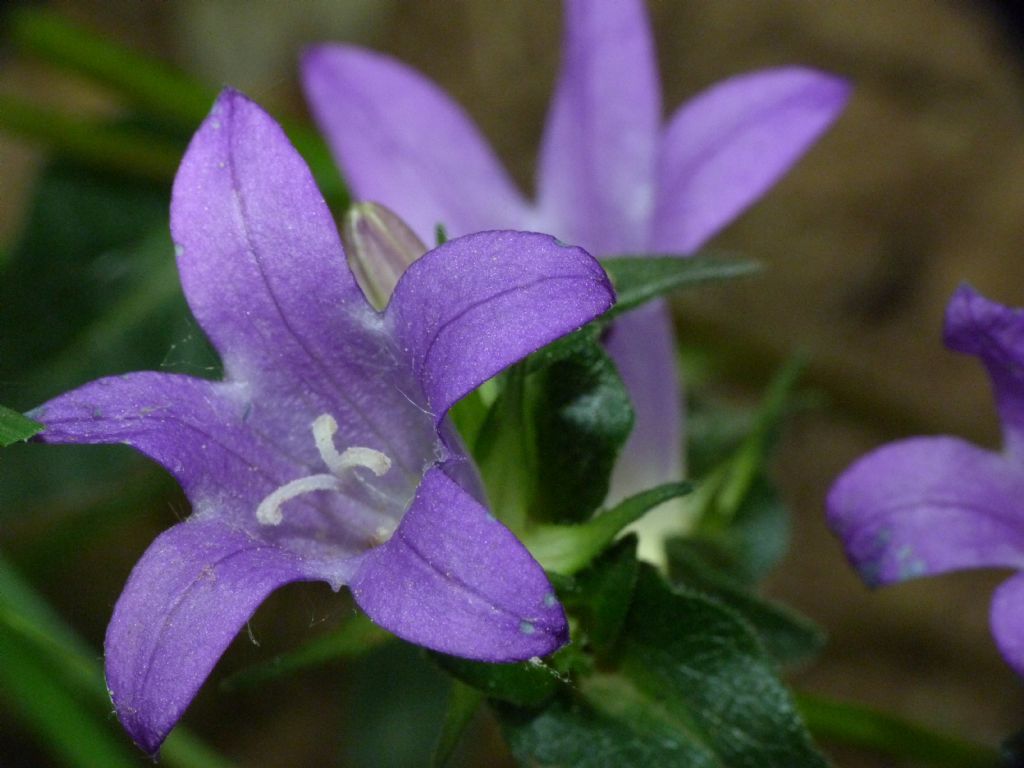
301 0 850 554
829 285 1024 675
31 90 613 753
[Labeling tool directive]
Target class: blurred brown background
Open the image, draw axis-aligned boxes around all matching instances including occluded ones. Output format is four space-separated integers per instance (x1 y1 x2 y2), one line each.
3 1 1024 765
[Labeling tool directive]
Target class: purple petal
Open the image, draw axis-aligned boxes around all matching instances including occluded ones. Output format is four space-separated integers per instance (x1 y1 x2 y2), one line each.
105 520 308 754
301 45 529 243
944 284 1024 455
990 572 1024 676
827 436 1024 586
651 67 850 253
350 467 567 660
31 372 294 514
603 302 684 558
171 89 437 476
386 230 614 420
537 0 660 255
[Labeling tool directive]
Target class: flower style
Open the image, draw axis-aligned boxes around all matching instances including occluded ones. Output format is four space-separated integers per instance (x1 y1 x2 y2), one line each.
301 0 850 557
828 285 1024 675
31 90 614 753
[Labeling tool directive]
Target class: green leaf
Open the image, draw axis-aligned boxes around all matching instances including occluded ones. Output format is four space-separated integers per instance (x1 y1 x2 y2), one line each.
667 541 825 664
529 331 634 524
502 694 722 768
0 404 42 446
432 653 561 708
614 567 827 767
431 680 483 768
221 612 390 690
601 253 759 318
525 483 691 575
500 565 825 767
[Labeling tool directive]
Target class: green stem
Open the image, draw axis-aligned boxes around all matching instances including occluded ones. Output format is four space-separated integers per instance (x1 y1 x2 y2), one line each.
0 93 182 181
796 691 1002 768
8 7 348 206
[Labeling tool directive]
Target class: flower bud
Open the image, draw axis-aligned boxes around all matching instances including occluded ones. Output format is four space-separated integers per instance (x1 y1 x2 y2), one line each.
341 202 428 310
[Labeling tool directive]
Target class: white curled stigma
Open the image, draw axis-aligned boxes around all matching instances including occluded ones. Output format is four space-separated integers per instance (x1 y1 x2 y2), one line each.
256 414 392 526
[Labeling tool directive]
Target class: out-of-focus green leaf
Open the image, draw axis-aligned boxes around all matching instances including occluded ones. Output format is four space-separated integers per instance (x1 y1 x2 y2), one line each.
525 483 690 575
680 474 791 586
0 158 217 526
667 541 825 664
0 404 42 446
431 680 483 768
221 613 390 691
8 8 348 207
676 358 806 584
0 554 234 768
0 622 141 768
0 93 183 181
600 253 759 318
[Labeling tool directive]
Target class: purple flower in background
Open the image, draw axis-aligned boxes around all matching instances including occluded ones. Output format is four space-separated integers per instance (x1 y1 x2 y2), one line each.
828 285 1024 675
301 0 850 556
31 90 613 753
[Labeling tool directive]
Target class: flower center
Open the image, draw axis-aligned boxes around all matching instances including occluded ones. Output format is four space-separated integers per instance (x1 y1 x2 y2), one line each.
255 413 392 528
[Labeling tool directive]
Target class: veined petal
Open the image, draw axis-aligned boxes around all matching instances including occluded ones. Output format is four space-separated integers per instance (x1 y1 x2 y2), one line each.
350 467 567 660
31 372 293 515
603 302 685 562
990 572 1024 676
301 45 529 243
105 520 309 754
171 89 436 477
386 231 614 420
651 67 850 253
944 284 1024 455
827 436 1024 587
537 0 660 255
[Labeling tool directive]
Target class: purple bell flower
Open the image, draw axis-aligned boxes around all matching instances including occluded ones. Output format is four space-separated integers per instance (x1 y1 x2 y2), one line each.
30 90 614 754
300 0 850 558
829 285 1024 675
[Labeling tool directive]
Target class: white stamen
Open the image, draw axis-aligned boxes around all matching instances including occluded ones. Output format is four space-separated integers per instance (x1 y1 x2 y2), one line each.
256 474 343 526
312 414 391 477
255 413 393 527
337 446 392 476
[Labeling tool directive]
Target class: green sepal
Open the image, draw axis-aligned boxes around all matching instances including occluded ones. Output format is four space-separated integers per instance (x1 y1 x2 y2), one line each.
524 482 691 575
600 253 759 319
0 405 42 447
